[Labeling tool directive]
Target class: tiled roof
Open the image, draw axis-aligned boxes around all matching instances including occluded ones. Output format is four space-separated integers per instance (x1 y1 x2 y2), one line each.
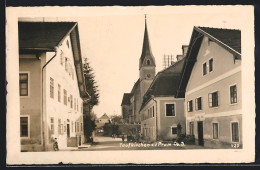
176 26 241 98
141 58 185 110
19 22 77 51
121 93 132 106
197 27 241 54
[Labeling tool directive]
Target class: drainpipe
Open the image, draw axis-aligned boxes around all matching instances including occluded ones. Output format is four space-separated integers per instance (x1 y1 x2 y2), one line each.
151 95 158 141
41 47 58 151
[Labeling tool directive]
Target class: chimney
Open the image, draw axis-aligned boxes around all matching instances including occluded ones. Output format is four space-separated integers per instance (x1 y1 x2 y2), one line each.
176 55 184 61
182 45 189 56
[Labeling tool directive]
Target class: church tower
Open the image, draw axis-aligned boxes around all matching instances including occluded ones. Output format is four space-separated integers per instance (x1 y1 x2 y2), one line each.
139 15 156 100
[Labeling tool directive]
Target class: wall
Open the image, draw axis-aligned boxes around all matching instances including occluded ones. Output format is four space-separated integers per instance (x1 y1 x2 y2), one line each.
158 97 185 141
185 36 242 147
19 53 46 145
44 35 84 149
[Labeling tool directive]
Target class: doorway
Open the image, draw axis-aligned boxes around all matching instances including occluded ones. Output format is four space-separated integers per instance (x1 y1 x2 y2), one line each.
67 124 70 138
197 121 204 146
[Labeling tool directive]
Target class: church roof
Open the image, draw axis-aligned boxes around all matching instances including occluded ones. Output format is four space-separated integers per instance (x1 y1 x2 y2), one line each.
121 93 132 106
130 78 140 94
176 26 241 98
139 16 155 69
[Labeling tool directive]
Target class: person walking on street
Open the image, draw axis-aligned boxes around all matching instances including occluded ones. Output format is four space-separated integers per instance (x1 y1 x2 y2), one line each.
122 134 125 143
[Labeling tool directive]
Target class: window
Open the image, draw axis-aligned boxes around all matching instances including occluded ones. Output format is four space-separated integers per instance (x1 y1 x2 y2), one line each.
195 97 202 110
187 100 193 112
65 58 68 72
58 84 61 102
190 122 194 136
19 73 28 96
209 58 213 72
75 122 77 132
64 121 66 132
64 89 67 105
209 91 218 107
230 85 237 104
203 62 207 75
146 59 151 65
58 119 62 135
50 117 54 134
166 104 175 116
67 40 70 48
70 95 73 108
172 127 177 134
213 123 219 139
71 121 74 132
74 98 76 110
81 123 83 132
60 50 64 65
20 116 29 137
231 122 239 142
152 106 155 117
50 77 54 98
77 122 79 132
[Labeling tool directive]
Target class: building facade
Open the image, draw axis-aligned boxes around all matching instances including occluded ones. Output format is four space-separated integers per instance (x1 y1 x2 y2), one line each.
176 27 242 148
19 22 89 151
140 53 186 142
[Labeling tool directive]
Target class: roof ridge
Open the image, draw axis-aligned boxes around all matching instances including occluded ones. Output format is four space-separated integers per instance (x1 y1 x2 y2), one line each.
197 26 241 31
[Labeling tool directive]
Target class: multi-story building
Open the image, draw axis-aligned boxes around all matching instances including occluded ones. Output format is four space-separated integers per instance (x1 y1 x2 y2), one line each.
140 51 186 142
176 27 242 148
19 21 89 151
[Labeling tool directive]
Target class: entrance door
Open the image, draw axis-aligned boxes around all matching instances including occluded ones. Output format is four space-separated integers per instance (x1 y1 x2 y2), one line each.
67 124 70 138
197 121 204 146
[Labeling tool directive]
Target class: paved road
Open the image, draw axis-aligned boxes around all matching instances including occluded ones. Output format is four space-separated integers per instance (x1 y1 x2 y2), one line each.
77 136 209 151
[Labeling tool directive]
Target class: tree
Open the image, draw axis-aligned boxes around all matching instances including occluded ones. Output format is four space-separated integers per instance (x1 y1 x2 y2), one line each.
82 58 99 142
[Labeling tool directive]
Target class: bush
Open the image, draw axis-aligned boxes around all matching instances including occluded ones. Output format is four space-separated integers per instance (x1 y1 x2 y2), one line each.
183 135 195 145
175 134 186 143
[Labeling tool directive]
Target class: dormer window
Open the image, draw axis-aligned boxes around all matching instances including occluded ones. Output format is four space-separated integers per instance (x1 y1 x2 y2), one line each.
66 40 70 48
146 59 151 65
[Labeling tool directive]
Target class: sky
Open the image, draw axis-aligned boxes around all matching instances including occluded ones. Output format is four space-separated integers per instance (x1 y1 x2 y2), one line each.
21 6 247 118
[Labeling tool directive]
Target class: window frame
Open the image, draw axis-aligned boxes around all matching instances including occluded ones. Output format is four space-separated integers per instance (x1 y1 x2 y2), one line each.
209 58 213 72
63 89 67 105
50 117 55 135
195 97 202 110
19 72 30 97
58 84 61 102
230 121 240 143
212 122 219 139
187 100 193 112
171 126 178 135
165 103 176 117
50 77 54 99
208 91 219 108
203 62 207 76
20 115 30 139
230 84 238 105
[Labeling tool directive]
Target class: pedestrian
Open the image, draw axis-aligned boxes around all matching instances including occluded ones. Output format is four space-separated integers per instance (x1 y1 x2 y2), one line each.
53 138 59 151
122 134 125 143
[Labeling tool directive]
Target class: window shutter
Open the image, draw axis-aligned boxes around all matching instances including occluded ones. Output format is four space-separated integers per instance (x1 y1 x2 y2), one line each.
208 93 212 107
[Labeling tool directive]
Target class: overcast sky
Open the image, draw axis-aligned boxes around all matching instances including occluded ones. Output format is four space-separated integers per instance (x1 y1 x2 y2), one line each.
18 6 247 118
73 8 245 118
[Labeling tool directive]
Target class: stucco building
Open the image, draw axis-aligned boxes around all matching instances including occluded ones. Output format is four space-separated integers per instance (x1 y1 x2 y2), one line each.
19 21 89 151
176 27 242 148
140 51 186 142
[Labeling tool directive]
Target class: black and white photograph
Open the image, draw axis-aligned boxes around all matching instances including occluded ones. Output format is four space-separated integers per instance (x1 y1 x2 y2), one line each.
6 5 255 164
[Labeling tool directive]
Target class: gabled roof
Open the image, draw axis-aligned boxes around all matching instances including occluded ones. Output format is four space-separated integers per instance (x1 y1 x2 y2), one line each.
130 78 140 94
176 26 241 98
197 27 241 54
140 58 185 110
121 93 132 106
19 22 77 52
99 113 110 120
139 16 156 69
18 21 90 100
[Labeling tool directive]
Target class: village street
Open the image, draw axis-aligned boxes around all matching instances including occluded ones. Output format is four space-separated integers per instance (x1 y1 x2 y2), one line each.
75 136 209 151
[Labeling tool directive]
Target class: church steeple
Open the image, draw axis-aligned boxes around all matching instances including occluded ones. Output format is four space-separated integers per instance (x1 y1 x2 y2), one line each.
139 15 156 70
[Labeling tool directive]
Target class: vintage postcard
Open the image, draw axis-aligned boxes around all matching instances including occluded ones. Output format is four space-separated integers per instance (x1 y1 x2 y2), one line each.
6 6 255 164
